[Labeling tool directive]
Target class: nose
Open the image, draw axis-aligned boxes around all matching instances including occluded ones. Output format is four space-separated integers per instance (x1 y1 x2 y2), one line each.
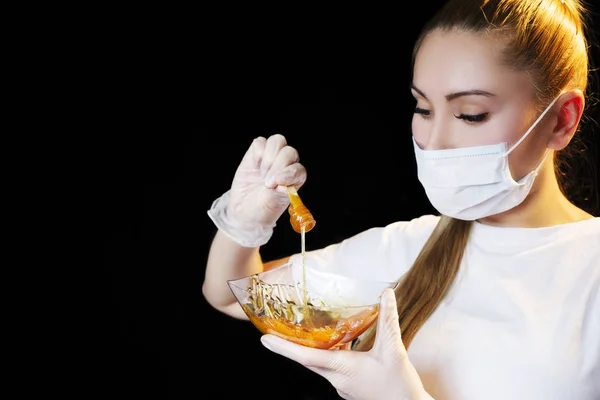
421 118 451 150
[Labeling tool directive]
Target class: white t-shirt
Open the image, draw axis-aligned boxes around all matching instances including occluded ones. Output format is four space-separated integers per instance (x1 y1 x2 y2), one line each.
289 215 600 400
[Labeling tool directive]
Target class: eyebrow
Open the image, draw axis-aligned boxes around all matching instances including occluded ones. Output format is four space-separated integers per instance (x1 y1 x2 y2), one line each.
411 84 496 101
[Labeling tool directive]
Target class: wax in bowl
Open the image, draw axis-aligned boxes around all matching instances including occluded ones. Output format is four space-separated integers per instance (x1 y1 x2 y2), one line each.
227 261 396 349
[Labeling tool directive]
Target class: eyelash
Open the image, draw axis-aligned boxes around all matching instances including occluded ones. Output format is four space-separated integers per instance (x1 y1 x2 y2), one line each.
456 113 489 123
414 107 489 123
414 107 430 117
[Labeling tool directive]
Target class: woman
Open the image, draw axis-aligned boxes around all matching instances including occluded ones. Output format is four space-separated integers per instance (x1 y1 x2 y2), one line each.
202 0 599 398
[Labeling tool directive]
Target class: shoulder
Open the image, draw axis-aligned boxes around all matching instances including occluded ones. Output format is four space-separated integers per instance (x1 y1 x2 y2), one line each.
295 214 440 282
552 217 600 253
336 214 441 253
383 214 442 238
578 216 600 236
570 217 600 274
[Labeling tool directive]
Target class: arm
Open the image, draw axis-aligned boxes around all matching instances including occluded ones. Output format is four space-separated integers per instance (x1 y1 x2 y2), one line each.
201 134 305 319
201 230 290 319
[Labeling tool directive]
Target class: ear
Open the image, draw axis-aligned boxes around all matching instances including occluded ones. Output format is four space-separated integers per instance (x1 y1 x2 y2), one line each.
547 89 585 151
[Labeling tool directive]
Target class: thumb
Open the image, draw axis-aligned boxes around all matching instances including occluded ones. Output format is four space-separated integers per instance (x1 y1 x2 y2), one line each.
372 288 407 357
372 289 429 398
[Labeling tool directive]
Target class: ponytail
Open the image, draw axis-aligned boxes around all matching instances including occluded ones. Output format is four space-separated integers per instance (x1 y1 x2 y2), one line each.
353 216 473 350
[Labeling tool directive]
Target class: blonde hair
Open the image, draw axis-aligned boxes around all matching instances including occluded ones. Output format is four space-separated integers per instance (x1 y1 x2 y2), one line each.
353 0 592 351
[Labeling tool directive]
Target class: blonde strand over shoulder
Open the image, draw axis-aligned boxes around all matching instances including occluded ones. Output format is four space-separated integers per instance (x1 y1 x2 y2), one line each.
353 216 473 351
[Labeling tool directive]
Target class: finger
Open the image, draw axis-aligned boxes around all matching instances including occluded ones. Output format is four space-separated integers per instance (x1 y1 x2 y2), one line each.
268 162 307 191
260 334 344 369
260 134 287 179
372 288 406 358
264 146 301 188
236 137 266 173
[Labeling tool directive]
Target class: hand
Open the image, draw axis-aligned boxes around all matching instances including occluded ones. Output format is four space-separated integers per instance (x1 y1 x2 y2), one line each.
207 134 307 247
260 289 433 400
229 134 306 227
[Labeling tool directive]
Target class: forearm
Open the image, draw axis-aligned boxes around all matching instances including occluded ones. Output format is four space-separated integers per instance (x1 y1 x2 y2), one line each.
201 230 264 317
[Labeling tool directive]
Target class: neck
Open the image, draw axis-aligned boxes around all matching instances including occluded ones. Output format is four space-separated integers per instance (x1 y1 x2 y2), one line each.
477 157 593 228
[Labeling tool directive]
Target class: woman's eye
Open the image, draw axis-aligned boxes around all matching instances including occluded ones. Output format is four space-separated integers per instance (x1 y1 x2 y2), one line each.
455 113 488 123
414 107 431 117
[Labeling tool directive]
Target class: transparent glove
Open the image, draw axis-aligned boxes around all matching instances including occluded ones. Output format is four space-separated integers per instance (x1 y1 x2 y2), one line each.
207 134 307 247
260 289 434 400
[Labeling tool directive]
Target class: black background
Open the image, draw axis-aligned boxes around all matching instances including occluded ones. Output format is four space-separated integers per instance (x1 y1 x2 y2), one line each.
98 2 600 399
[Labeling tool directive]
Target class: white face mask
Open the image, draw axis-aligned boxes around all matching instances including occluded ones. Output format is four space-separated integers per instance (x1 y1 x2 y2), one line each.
413 95 560 220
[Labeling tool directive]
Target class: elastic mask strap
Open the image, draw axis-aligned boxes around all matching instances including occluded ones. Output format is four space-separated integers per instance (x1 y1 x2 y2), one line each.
504 94 562 156
533 148 551 175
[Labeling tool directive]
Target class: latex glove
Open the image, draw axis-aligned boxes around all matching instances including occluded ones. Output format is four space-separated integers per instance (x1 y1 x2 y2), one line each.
260 289 433 400
207 134 307 247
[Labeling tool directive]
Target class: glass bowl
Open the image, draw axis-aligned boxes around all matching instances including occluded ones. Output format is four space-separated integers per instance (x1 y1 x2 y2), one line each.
227 261 396 349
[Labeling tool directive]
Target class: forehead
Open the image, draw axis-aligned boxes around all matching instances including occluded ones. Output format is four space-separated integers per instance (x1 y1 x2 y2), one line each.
413 29 532 99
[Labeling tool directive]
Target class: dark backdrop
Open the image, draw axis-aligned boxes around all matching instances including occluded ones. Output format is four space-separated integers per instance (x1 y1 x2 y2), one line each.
98 3 600 399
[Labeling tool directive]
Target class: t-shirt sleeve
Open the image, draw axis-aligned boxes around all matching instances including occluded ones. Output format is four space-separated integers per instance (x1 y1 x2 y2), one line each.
289 214 440 283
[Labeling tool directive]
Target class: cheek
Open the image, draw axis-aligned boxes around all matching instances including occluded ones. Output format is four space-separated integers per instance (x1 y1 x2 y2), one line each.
476 128 509 146
469 119 522 148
